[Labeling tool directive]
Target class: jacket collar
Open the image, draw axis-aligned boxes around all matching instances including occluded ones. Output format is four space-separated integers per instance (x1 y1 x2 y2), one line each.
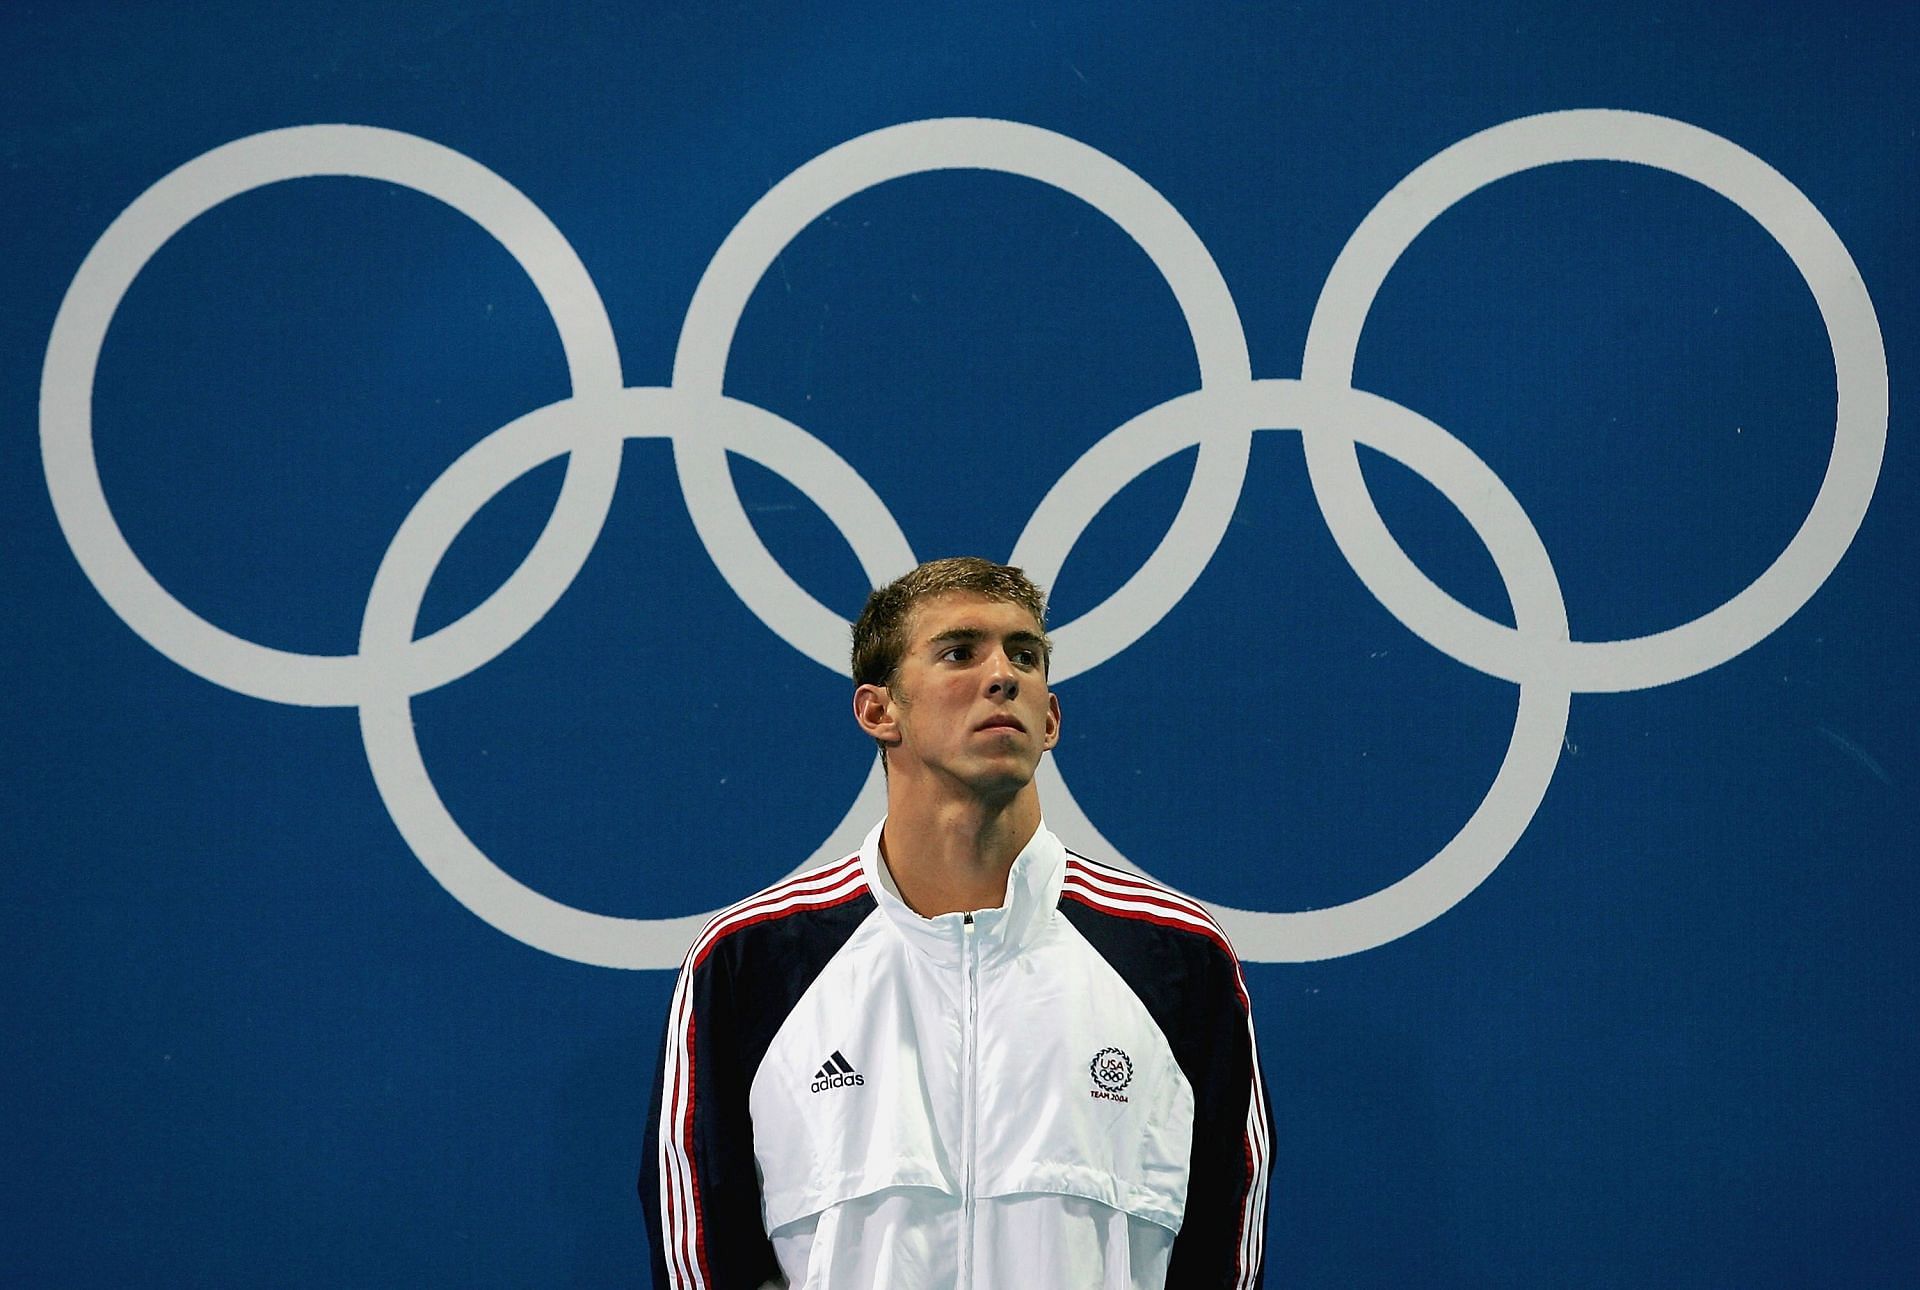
860 816 1066 967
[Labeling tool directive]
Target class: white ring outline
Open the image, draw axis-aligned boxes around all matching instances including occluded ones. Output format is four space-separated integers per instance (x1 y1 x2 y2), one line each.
1027 380 1571 961
671 117 1253 683
39 125 627 706
356 389 898 968
1300 109 1888 693
38 112 1886 966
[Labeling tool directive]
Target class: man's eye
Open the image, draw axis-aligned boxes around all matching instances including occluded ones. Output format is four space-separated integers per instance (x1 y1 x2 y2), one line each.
1012 650 1037 666
940 645 972 662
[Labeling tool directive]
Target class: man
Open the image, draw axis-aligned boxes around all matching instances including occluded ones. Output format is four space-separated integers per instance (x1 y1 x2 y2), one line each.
643 557 1270 1288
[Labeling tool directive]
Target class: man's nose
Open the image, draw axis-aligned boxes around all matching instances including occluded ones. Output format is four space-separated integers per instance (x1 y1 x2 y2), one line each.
985 652 1019 699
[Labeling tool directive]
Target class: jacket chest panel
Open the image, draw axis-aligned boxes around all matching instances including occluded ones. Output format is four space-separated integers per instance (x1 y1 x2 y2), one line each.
749 913 1192 1233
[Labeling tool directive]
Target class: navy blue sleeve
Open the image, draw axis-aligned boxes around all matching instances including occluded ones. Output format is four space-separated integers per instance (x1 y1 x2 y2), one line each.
1061 893 1270 1289
641 892 875 1288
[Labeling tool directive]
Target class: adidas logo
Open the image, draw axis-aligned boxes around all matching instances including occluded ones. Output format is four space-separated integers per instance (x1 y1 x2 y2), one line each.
810 1050 865 1093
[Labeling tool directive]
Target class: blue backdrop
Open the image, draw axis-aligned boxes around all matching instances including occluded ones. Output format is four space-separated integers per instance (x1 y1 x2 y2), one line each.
4 3 1914 1285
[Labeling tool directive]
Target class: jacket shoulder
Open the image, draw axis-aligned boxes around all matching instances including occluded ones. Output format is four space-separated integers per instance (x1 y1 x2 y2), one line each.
681 854 877 1063
1058 853 1244 965
683 852 876 974
1057 851 1250 1026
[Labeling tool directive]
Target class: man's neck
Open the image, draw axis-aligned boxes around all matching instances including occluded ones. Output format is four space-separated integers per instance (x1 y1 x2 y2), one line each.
879 784 1042 919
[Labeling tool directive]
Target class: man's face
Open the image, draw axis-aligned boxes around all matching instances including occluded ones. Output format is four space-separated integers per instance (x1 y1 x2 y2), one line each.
867 591 1061 798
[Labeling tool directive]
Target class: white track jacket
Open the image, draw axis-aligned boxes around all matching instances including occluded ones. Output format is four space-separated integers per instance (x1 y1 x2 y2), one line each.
643 821 1270 1288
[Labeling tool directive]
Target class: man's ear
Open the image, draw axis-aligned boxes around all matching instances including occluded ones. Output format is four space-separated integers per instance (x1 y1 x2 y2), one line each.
1042 692 1061 753
853 683 902 746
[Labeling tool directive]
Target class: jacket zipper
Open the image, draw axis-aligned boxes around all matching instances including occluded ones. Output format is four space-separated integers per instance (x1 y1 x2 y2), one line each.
960 912 977 1290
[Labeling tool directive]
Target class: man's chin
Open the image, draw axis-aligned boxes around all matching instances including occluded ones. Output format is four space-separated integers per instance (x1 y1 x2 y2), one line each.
960 759 1040 800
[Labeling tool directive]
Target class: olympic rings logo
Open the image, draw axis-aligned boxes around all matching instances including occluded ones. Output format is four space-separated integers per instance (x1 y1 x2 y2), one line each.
40 112 1887 968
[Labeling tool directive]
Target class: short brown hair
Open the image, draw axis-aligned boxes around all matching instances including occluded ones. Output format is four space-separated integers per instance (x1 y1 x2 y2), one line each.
851 557 1051 689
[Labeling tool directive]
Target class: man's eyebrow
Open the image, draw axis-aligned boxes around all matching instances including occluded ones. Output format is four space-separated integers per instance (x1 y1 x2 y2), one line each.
924 627 1047 647
1004 630 1048 651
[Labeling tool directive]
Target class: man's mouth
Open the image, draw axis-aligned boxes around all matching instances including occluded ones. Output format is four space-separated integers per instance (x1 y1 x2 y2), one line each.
976 716 1026 734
